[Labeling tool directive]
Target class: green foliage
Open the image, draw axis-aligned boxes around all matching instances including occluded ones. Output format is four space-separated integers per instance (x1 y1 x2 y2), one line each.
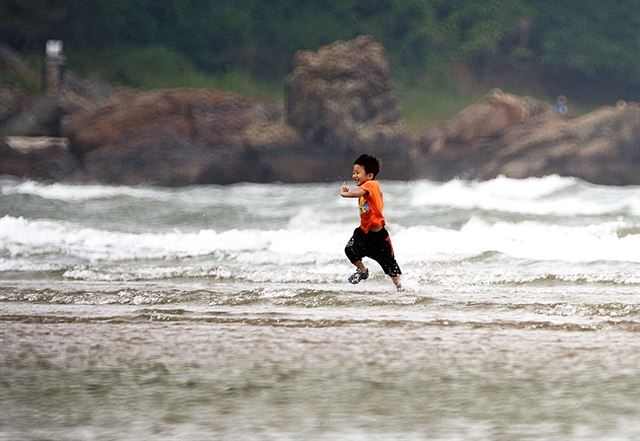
396 83 487 131
2 0 638 99
69 45 282 100
0 67 40 93
0 0 67 50
532 0 640 81
69 45 196 88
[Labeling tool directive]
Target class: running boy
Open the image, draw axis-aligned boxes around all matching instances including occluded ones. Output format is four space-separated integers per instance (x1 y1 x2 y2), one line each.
340 154 402 290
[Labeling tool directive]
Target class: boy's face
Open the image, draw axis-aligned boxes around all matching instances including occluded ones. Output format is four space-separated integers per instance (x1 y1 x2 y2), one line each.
352 164 374 186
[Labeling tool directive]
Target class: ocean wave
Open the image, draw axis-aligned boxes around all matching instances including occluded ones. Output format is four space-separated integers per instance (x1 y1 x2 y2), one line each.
0 215 343 262
409 175 640 216
1 214 638 264
416 271 640 286
0 258 65 272
3 284 638 321
62 266 235 282
456 301 640 317
0 287 206 305
396 216 640 263
0 178 173 202
4 176 638 217
2 310 637 332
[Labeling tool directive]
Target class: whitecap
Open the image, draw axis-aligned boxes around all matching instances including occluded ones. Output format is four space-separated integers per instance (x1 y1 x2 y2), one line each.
394 217 640 263
409 175 640 216
0 178 173 202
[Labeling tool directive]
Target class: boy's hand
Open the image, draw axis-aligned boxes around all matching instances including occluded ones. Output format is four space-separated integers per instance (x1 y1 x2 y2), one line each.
340 182 366 198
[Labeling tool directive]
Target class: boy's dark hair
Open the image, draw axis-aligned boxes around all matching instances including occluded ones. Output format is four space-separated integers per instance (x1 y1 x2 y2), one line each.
354 154 381 178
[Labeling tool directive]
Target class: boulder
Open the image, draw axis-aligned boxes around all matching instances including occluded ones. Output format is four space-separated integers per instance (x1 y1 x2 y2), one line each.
418 91 640 185
0 89 114 137
62 88 292 185
0 136 80 180
448 89 551 141
286 35 412 156
1 94 67 136
480 101 640 185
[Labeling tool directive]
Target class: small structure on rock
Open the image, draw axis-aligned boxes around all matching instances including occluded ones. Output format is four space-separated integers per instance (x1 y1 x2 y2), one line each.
44 40 65 93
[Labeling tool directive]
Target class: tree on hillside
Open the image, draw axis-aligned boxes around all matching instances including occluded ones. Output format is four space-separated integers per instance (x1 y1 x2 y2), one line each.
1 0 638 100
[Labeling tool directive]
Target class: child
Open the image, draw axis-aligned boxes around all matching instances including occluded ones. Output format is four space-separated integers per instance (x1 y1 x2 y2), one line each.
340 154 402 290
554 95 568 115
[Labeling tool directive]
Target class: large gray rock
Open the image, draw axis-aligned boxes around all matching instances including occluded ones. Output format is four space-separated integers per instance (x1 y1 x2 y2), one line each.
60 85 412 185
1 95 67 136
1 38 415 185
286 35 412 155
62 88 306 185
481 101 640 185
418 90 640 185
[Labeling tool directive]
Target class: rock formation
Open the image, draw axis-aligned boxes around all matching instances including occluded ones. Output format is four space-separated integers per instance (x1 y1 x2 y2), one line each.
1 39 639 186
0 137 79 180
49 35 414 185
286 35 412 155
60 86 383 185
61 88 289 185
0 43 113 137
418 90 640 185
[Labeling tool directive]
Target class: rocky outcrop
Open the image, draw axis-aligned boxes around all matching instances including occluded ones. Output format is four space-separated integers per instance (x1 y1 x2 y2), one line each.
59 86 382 185
2 39 638 186
484 101 640 185
0 37 413 185
418 90 640 185
53 36 415 185
0 137 80 180
61 88 291 185
421 89 551 151
0 43 113 137
0 83 30 125
286 35 412 156
2 94 68 136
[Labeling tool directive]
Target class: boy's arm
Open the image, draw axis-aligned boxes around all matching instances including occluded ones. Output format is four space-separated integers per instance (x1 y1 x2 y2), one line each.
340 184 368 198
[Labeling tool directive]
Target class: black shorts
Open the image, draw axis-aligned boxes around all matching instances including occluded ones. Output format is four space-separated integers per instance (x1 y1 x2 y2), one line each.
344 227 402 277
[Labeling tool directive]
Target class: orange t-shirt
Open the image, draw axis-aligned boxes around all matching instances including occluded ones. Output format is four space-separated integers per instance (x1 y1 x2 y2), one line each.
358 180 385 233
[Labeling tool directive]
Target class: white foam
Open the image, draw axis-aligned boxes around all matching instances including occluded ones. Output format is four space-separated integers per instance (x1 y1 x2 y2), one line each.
0 258 63 272
1 213 638 265
410 175 640 216
394 216 640 263
0 179 172 202
62 265 233 281
4 176 638 217
0 215 348 262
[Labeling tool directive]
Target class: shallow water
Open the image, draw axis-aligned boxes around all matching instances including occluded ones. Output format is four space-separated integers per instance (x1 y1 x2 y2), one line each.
1 175 639 440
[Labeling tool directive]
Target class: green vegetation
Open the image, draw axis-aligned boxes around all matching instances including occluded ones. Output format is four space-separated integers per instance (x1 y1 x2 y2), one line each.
397 85 487 131
68 45 479 131
1 0 636 128
69 46 283 101
3 0 638 89
0 67 40 93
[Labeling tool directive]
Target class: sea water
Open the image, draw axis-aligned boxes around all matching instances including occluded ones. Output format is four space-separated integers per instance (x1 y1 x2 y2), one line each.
0 175 638 440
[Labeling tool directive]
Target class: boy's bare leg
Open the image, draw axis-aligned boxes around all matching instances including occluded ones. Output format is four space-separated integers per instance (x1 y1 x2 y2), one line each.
392 276 402 290
354 260 367 273
347 260 369 284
